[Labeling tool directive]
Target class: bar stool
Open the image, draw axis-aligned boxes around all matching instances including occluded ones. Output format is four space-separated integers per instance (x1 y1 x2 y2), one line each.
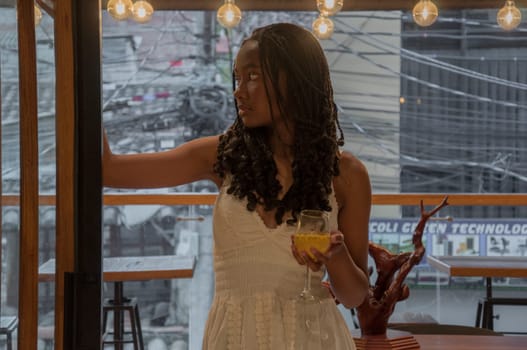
475 296 527 333
102 282 144 350
475 298 489 328
0 316 18 350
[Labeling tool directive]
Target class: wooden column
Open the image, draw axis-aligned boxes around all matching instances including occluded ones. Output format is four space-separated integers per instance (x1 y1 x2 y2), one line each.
54 0 76 348
16 0 39 349
63 0 103 348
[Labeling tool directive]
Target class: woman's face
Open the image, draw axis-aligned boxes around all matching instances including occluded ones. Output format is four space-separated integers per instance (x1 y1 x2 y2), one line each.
233 40 282 129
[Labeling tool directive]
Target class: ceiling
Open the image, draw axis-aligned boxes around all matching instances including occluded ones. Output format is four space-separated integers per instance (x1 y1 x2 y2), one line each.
0 0 515 11
144 0 512 11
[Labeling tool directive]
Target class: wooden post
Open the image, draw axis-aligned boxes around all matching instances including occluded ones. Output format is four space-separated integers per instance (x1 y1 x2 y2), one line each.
54 0 76 348
66 0 103 348
17 0 39 349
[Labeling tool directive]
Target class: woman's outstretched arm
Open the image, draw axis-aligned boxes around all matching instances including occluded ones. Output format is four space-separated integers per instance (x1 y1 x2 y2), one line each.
325 152 371 308
103 131 222 189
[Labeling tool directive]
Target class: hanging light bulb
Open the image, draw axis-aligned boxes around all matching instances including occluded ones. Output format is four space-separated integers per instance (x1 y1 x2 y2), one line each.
34 4 42 27
412 0 439 27
132 1 154 23
316 0 344 16
497 1 522 31
217 0 242 28
107 0 133 21
312 13 334 40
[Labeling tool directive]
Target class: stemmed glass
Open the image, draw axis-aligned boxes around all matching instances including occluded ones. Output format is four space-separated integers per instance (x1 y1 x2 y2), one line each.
293 209 331 303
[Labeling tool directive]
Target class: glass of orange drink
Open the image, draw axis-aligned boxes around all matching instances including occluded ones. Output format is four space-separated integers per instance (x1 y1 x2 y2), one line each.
293 209 330 302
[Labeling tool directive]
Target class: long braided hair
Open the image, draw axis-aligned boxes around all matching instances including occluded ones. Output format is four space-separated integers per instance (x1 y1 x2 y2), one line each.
214 23 345 225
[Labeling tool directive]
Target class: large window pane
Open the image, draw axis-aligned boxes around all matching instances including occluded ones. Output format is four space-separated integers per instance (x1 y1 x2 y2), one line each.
100 8 526 347
2 4 57 348
1 4 20 349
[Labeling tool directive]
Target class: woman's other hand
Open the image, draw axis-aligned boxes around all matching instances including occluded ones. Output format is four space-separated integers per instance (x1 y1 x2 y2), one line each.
290 230 346 272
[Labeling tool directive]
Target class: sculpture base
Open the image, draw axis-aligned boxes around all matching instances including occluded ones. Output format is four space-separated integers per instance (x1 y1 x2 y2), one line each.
353 336 420 350
352 330 420 350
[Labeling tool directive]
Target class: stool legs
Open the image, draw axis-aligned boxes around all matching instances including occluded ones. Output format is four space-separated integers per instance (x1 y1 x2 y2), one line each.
477 298 500 330
134 303 144 349
475 299 483 327
6 332 12 350
483 299 494 330
1 317 18 350
102 298 144 350
476 298 493 330
127 307 139 350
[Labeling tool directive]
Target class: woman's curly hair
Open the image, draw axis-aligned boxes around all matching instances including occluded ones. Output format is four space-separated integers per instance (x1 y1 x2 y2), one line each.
214 23 344 225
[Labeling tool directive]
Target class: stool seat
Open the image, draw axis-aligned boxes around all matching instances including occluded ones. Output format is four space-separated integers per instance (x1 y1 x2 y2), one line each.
102 297 144 350
0 316 18 350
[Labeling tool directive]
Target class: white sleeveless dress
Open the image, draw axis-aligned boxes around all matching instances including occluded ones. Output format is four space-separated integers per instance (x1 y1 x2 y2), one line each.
202 179 357 350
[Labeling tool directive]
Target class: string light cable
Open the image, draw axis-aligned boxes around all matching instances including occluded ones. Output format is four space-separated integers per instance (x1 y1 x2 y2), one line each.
333 18 527 91
102 13 180 111
337 107 527 186
326 37 527 111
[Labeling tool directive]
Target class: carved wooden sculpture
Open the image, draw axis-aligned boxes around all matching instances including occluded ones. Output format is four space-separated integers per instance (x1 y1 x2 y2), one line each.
357 197 449 337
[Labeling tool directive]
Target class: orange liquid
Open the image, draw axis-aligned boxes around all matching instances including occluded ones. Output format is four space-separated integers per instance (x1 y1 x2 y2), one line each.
293 232 330 259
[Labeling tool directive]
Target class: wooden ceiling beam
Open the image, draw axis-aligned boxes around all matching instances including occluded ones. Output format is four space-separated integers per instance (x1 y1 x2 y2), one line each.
144 0 515 11
2 1 522 12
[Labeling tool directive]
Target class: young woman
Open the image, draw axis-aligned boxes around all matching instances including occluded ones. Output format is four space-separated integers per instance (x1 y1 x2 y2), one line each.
104 22 371 350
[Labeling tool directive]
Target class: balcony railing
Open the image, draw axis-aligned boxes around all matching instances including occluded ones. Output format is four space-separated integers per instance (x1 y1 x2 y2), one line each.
3 193 527 206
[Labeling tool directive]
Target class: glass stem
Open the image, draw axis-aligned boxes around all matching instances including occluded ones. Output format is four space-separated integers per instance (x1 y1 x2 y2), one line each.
305 265 312 294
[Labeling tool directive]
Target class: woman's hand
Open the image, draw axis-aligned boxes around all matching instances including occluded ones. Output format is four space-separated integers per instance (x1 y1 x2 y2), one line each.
290 230 347 271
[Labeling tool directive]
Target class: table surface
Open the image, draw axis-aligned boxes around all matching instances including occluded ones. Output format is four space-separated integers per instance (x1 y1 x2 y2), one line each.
351 332 526 350
412 334 526 349
426 255 527 278
38 255 195 282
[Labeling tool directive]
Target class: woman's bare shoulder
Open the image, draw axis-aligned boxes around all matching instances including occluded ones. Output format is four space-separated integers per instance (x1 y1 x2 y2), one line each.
185 134 222 185
333 150 371 208
187 134 221 150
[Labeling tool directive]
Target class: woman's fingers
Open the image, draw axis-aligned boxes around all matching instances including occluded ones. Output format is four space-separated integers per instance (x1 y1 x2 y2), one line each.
290 236 305 265
291 231 346 270
308 231 346 267
302 252 323 271
330 231 345 246
311 248 329 265
291 245 305 265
